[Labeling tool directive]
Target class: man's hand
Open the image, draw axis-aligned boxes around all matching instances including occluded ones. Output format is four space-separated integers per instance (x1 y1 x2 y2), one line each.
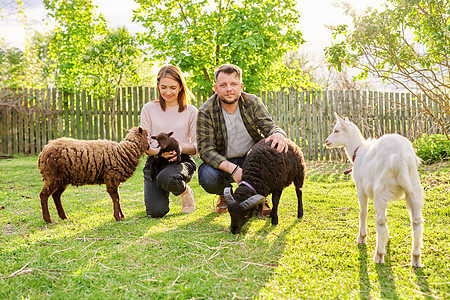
265 132 288 153
232 167 242 184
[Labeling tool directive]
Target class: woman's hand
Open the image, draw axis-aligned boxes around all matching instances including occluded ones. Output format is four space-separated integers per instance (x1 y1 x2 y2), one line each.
161 150 178 162
145 146 160 156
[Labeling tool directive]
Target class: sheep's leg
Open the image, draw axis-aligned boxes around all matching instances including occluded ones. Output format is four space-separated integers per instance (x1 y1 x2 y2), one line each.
106 185 123 221
270 190 282 226
357 191 369 244
405 190 424 267
40 183 59 223
52 186 68 220
373 197 389 264
296 188 303 218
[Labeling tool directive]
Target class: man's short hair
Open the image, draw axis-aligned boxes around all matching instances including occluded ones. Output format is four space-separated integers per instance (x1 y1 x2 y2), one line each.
214 64 242 83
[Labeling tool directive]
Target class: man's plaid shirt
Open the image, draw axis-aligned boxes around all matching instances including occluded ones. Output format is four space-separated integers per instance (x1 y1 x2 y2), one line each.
197 92 286 169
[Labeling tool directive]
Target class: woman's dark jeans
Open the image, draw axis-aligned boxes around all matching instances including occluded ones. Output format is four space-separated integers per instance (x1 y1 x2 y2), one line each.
143 154 196 217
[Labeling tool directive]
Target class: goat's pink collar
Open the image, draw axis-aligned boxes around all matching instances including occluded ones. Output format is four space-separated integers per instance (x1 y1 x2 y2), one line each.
239 181 257 193
344 146 361 175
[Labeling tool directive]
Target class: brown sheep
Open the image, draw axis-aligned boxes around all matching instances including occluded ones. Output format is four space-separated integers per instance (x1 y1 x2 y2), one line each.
37 127 149 223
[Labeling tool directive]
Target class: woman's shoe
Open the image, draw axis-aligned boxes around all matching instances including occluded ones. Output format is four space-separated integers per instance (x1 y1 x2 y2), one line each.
181 185 196 213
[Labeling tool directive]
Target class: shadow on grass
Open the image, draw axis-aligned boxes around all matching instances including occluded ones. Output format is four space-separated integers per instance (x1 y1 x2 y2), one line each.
358 244 371 300
375 243 399 300
414 267 432 299
0 207 297 298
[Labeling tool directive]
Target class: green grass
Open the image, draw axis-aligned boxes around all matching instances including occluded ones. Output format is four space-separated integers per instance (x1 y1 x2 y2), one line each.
0 156 449 299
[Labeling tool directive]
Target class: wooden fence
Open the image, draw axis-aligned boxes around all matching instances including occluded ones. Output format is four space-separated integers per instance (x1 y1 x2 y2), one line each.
0 87 448 160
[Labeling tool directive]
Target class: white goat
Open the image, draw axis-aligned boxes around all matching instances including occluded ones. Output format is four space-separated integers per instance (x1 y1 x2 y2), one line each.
325 112 424 267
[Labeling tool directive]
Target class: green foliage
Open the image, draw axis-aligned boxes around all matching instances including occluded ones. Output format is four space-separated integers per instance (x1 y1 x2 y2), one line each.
274 56 321 92
133 0 306 93
414 133 450 164
0 47 25 88
82 27 142 99
45 0 109 92
1 30 54 89
1 157 449 298
325 0 450 138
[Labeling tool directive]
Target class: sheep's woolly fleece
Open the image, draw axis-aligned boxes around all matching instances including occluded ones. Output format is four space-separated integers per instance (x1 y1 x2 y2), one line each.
241 139 306 197
38 127 149 187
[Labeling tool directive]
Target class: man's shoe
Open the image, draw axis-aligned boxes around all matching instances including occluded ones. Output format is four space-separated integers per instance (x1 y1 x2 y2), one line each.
262 199 271 216
181 185 196 213
215 195 228 213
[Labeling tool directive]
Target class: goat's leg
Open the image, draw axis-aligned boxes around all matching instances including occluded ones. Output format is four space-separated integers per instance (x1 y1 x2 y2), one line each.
357 191 369 244
107 185 123 221
270 190 282 225
40 182 59 223
52 185 68 220
405 190 424 267
373 197 389 264
296 188 303 218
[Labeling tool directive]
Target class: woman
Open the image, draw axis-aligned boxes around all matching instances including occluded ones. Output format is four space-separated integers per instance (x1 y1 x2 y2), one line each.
140 65 197 217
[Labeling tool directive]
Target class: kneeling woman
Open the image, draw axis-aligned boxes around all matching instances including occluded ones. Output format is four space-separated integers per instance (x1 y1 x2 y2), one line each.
140 65 197 217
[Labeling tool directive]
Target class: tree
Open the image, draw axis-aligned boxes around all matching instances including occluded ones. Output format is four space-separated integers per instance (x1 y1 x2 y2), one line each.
0 46 24 88
133 0 306 93
44 0 108 92
82 27 142 139
325 0 450 139
45 0 144 140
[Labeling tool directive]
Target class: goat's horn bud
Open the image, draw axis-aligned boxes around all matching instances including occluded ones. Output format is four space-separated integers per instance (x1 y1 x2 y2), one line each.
223 187 235 205
241 194 265 210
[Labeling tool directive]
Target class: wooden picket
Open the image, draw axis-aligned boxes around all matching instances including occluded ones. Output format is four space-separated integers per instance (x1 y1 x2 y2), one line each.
0 87 449 160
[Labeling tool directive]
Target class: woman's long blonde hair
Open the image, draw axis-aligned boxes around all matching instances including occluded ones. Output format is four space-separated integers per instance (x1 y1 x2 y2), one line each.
157 65 194 112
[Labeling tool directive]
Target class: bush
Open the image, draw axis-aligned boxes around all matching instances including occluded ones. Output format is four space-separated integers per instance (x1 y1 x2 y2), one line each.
413 134 450 164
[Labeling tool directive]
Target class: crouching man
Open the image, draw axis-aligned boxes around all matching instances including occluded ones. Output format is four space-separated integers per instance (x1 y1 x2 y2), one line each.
196 64 288 214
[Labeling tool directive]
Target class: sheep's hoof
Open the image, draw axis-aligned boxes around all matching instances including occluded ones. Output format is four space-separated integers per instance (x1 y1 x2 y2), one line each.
357 234 366 244
373 252 385 264
411 255 422 267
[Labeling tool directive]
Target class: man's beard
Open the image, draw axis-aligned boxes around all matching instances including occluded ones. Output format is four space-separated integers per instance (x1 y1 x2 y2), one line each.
219 96 239 105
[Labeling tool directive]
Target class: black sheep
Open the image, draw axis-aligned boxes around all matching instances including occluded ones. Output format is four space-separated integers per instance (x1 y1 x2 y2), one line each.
149 131 181 181
223 138 306 234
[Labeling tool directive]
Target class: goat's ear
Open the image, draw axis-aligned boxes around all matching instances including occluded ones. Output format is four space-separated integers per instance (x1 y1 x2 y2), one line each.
240 194 265 210
124 128 129 133
138 127 144 134
344 117 350 123
168 131 173 137
335 112 349 130
151 135 156 139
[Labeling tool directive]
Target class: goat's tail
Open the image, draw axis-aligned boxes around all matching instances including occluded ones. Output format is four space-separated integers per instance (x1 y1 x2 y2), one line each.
396 154 423 204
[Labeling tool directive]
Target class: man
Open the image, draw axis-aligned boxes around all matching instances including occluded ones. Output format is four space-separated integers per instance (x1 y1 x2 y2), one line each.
197 64 288 213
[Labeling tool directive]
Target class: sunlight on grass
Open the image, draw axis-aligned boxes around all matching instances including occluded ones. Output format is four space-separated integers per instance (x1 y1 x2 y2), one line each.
1 156 449 298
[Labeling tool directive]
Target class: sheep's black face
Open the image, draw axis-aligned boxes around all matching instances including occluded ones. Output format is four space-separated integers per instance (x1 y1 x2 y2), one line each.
224 186 264 234
228 204 254 234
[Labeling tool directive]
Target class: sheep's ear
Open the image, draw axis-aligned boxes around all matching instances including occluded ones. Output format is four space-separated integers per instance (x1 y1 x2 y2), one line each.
240 194 265 210
344 117 350 123
223 187 235 207
168 131 173 137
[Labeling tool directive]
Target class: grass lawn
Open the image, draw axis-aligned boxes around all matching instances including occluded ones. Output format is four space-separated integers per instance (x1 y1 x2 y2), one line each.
0 155 449 299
